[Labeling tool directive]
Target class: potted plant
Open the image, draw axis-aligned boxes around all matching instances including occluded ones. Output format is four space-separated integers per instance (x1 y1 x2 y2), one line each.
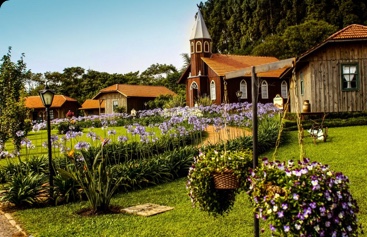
186 149 252 216
247 157 360 236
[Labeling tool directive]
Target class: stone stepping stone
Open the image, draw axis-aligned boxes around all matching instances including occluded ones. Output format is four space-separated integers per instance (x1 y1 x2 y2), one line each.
121 203 173 217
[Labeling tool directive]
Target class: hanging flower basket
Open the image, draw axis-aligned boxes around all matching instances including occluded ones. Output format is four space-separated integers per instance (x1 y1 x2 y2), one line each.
213 170 239 189
187 149 252 216
248 157 360 236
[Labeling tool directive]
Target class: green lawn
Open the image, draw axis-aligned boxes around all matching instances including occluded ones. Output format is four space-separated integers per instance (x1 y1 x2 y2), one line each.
7 125 367 236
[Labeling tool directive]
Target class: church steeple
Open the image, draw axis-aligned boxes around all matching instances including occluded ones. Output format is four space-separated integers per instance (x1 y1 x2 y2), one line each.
189 9 212 77
190 10 211 40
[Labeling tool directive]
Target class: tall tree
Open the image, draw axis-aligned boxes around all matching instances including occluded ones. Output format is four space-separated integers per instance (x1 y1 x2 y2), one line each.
0 48 29 154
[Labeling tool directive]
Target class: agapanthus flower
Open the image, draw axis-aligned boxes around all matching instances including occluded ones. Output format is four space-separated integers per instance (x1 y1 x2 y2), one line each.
74 141 90 150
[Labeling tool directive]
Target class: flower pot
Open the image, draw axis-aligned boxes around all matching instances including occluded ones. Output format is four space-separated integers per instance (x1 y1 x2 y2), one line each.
213 171 239 189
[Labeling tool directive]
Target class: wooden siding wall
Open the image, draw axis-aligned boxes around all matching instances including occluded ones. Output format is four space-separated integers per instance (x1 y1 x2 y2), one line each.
296 42 367 113
97 93 126 114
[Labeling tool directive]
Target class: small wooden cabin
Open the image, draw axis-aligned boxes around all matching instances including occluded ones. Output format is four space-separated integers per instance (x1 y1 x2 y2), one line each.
290 24 367 113
25 95 80 121
92 84 176 114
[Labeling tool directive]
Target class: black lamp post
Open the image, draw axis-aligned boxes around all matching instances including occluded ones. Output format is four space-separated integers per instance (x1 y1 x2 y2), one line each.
236 90 242 102
39 84 55 199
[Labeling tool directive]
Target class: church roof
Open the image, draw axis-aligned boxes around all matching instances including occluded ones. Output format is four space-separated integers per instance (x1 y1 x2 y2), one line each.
202 54 283 77
92 84 176 99
190 10 211 40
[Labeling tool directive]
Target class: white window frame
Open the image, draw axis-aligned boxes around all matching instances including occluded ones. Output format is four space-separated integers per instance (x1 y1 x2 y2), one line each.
190 42 194 54
204 41 210 53
300 72 304 96
210 80 216 100
261 80 269 99
341 63 358 91
281 80 288 99
190 81 198 90
240 80 247 99
196 41 202 53
113 100 119 111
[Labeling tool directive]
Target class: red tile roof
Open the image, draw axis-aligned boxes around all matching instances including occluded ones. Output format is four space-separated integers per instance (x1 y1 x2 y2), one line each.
327 24 367 40
299 24 367 61
80 99 105 110
25 95 78 109
202 54 280 76
93 84 176 98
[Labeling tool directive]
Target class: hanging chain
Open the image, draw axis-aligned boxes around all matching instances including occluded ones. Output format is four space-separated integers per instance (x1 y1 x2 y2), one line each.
272 99 289 161
291 69 305 160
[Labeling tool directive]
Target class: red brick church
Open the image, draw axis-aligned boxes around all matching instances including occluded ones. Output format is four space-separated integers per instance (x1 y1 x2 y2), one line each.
178 10 291 107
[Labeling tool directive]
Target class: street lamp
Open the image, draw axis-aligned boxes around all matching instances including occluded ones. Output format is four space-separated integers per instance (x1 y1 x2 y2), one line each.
236 90 243 102
39 84 55 200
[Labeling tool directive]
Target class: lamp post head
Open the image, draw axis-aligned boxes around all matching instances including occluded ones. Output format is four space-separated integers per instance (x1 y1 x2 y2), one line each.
236 90 243 99
39 84 55 108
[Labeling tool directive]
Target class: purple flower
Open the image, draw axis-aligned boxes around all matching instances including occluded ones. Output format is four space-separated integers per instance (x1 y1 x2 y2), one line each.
277 211 284 218
284 225 290 232
74 141 90 150
309 202 317 209
118 136 128 143
319 206 326 215
16 130 25 137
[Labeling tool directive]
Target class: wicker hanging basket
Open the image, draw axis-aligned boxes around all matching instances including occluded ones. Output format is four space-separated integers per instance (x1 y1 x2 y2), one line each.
213 170 239 189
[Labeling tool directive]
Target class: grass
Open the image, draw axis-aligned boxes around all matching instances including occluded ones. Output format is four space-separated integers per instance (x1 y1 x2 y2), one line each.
6 125 367 236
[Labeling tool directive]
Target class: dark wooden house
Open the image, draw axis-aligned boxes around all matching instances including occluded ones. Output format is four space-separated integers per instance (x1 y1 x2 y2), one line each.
178 10 291 107
25 95 80 121
290 24 367 113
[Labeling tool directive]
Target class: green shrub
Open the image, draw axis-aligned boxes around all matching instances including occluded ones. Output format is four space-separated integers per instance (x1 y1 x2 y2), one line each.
111 146 198 192
25 156 48 174
1 170 47 206
0 168 7 184
57 121 82 134
53 174 82 205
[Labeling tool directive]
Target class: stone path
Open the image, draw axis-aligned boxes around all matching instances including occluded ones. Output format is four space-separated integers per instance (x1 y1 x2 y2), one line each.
0 207 26 237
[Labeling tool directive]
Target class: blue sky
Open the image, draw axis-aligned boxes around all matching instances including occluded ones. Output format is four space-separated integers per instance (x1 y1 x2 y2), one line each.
0 0 202 74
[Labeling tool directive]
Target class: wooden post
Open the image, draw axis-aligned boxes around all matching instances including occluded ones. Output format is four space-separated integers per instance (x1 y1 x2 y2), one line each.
251 66 259 237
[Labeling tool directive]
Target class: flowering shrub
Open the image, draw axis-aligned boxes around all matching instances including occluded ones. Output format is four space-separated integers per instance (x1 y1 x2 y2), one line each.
248 158 360 236
187 149 252 216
